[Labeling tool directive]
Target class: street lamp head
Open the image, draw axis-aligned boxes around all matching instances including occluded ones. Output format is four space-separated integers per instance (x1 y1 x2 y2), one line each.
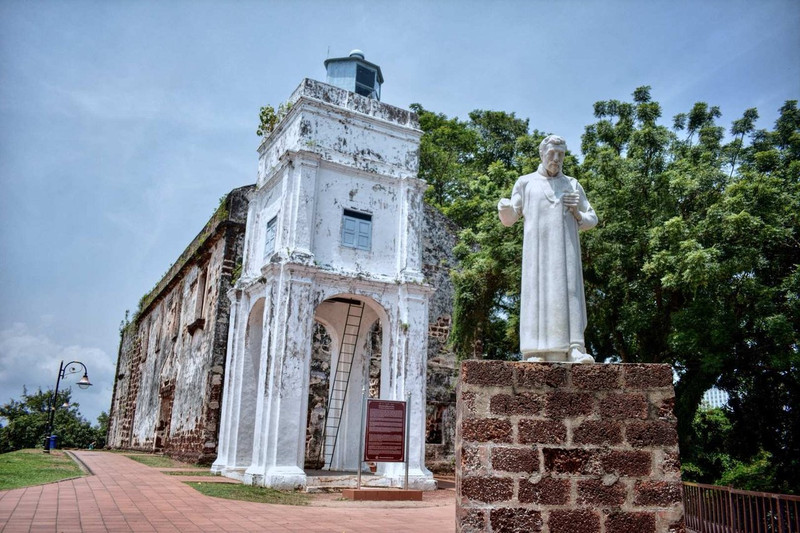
77 374 92 389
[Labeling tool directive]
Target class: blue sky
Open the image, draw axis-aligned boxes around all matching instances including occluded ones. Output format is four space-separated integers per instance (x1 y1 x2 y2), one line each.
1 0 798 424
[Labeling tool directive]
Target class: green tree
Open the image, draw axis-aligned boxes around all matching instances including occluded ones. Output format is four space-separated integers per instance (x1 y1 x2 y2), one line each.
409 104 478 209
680 407 734 484
256 102 292 137
726 108 759 177
93 411 109 449
580 92 798 493
681 408 782 493
422 91 798 493
467 109 530 169
0 388 98 452
711 101 800 493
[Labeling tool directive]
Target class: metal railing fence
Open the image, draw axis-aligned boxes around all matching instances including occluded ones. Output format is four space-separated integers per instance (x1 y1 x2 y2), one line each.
684 482 800 533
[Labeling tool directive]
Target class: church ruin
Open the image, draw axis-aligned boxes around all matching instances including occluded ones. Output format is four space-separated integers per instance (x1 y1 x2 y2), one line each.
107 52 459 489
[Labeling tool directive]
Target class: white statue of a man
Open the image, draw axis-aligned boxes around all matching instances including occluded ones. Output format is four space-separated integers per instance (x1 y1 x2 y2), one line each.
498 135 598 363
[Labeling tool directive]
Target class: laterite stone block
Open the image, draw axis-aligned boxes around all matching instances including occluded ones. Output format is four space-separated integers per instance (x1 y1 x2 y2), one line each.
549 509 601 533
461 476 514 503
518 477 570 505
606 512 657 533
462 418 512 443
518 419 567 444
462 360 513 386
490 392 543 416
490 508 543 532
491 446 539 473
545 390 594 417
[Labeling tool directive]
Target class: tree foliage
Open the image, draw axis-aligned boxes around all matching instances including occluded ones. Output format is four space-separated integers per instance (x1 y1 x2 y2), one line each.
411 103 581 358
682 408 791 494
582 93 798 492
0 388 106 453
416 92 799 493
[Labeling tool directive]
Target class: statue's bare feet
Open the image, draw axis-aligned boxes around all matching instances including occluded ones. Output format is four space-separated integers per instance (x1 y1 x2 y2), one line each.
568 346 594 364
525 355 545 362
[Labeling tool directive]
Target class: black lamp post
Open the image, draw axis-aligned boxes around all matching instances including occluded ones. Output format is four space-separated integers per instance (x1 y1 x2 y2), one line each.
43 360 92 452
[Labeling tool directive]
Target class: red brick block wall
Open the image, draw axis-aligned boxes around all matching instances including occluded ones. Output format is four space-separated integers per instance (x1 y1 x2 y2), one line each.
456 361 684 533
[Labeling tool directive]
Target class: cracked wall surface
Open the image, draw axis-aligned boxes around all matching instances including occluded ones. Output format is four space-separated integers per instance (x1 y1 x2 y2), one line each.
108 186 252 464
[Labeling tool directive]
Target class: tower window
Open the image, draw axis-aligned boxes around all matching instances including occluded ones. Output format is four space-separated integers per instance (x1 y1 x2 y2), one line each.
355 65 377 98
341 209 372 251
264 216 277 257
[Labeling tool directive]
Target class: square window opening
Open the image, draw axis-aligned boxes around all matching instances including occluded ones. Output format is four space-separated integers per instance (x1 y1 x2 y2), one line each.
342 209 372 251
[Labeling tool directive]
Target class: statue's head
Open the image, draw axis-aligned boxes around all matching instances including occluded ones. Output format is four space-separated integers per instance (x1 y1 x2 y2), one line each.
539 135 567 176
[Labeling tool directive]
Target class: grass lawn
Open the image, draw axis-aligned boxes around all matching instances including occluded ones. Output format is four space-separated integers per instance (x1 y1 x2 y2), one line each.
123 454 197 469
184 482 310 506
0 449 85 490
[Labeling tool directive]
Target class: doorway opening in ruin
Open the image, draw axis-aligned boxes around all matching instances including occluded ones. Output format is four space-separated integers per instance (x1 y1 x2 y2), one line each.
305 295 386 472
154 380 174 451
236 297 264 467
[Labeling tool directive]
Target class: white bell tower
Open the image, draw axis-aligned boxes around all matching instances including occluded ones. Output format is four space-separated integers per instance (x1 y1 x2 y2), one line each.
212 52 435 490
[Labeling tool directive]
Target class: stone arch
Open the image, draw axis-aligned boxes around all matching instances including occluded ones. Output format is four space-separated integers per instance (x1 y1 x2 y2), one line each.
236 297 264 466
307 293 389 471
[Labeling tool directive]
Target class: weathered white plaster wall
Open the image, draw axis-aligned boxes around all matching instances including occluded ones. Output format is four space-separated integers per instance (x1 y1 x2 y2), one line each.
108 187 251 464
213 79 434 490
258 79 419 185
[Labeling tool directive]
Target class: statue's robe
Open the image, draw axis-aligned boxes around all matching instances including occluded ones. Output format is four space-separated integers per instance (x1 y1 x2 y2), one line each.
498 164 597 356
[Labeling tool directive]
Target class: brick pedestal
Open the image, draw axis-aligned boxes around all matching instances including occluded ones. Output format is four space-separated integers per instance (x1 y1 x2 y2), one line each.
456 361 684 533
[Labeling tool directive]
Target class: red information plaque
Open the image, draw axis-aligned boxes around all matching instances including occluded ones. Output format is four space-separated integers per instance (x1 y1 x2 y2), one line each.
363 399 406 462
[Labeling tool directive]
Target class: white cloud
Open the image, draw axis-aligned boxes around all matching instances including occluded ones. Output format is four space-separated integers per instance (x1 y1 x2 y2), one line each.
0 322 115 425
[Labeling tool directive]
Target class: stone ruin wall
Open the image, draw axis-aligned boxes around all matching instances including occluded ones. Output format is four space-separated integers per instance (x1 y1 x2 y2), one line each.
456 360 684 533
110 186 461 469
421 203 460 472
107 187 251 464
107 326 139 449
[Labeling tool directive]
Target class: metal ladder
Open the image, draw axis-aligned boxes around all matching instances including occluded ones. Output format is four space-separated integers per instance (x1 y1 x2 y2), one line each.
320 299 365 469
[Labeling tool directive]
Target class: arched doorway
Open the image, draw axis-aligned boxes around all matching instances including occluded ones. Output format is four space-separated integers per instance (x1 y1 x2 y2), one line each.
306 295 387 471
235 297 264 467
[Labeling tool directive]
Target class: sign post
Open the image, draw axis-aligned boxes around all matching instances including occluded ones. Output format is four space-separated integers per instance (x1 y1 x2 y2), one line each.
357 388 367 490
405 393 411 490
364 399 406 464
344 397 422 501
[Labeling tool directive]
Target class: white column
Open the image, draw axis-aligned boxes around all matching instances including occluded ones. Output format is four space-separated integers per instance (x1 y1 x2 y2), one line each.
211 289 246 474
248 268 315 489
395 178 425 280
243 282 274 486
381 285 435 489
287 157 318 259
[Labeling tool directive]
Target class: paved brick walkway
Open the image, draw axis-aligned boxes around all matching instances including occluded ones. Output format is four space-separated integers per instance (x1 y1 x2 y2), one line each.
0 451 454 532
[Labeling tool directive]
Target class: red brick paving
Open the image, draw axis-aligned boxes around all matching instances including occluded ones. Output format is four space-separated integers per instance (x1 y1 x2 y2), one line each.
0 451 454 532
